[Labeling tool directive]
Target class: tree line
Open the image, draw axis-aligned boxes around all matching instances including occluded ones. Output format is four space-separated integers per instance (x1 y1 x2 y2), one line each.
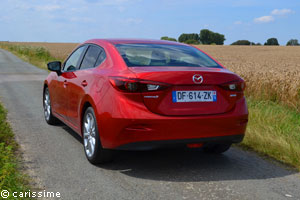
161 29 225 45
161 29 300 46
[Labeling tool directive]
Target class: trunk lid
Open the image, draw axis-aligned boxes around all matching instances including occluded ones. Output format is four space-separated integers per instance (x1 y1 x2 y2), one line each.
129 66 243 116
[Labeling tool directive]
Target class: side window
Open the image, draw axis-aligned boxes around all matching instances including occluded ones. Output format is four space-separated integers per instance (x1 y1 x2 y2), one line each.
63 46 86 71
95 50 106 67
80 46 102 70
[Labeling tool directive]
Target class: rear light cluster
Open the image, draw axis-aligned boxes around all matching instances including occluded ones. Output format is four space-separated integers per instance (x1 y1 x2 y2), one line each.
220 80 245 92
109 77 169 93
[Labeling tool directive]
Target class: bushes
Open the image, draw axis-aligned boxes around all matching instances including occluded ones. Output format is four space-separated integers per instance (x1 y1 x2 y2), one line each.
7 45 52 60
231 40 262 45
184 39 200 44
178 33 200 43
160 36 177 42
264 38 279 46
286 39 299 46
231 40 251 45
231 40 250 45
0 42 57 69
166 29 226 45
199 29 225 45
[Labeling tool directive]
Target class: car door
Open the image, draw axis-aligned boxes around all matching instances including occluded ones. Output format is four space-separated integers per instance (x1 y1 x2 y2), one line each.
53 45 87 119
66 44 105 129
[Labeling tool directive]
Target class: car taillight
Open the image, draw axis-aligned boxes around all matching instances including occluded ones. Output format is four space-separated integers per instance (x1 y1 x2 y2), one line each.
220 80 245 92
109 77 169 93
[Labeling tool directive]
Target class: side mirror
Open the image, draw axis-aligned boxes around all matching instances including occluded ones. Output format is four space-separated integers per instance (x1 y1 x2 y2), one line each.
47 61 62 75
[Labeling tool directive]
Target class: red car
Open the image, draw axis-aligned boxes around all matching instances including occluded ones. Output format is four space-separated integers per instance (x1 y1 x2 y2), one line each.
43 39 248 164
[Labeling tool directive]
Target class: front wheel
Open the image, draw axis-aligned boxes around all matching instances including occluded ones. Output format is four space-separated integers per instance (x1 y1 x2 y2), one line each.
43 87 59 125
203 143 232 154
83 107 114 164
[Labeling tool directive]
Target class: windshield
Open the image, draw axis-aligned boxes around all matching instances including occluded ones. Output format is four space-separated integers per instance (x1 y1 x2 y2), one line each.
115 43 222 68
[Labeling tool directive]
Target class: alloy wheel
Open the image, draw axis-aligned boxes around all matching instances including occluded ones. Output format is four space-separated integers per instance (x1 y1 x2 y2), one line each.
44 89 51 121
83 113 96 158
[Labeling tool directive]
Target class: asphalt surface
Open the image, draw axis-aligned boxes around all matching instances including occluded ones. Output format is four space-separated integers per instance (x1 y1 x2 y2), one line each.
0 48 300 200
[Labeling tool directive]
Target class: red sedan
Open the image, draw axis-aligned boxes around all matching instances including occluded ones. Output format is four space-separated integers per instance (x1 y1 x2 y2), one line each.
43 39 248 164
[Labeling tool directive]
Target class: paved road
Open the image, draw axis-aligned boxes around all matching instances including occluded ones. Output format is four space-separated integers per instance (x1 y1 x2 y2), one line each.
0 49 300 200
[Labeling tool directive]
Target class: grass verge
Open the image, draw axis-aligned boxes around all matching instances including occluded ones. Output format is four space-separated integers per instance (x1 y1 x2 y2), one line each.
0 102 31 199
242 98 300 170
0 42 59 70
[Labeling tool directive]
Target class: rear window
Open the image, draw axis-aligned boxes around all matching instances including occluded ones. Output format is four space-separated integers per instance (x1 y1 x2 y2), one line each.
115 43 221 68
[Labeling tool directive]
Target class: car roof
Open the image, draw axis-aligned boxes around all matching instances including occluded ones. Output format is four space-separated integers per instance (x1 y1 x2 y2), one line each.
85 38 186 46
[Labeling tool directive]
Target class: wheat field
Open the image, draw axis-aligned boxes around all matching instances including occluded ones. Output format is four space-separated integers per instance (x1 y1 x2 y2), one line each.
197 45 300 110
3 42 300 110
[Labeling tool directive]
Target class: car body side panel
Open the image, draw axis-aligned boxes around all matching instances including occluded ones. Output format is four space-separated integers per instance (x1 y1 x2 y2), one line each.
46 72 68 119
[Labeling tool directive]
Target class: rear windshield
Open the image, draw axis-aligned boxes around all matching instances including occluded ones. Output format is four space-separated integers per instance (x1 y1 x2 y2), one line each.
115 43 222 68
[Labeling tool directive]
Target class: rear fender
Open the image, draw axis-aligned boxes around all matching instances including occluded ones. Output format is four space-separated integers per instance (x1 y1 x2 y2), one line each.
79 95 100 136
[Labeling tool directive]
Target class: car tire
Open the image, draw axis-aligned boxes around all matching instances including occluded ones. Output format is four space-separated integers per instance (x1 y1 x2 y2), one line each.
43 87 59 125
82 107 114 164
203 143 232 154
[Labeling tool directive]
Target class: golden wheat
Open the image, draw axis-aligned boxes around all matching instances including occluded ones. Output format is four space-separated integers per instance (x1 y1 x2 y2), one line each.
197 45 300 110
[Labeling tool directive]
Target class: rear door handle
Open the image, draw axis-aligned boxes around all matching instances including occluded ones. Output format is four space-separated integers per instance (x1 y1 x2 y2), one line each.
63 80 68 87
81 80 88 87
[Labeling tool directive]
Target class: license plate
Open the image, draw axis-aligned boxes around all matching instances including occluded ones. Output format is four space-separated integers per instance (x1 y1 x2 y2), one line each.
172 91 217 102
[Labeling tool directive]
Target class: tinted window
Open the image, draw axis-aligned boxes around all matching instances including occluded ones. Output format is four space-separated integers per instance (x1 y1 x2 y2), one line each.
115 44 221 68
95 50 106 67
64 46 86 71
80 46 102 69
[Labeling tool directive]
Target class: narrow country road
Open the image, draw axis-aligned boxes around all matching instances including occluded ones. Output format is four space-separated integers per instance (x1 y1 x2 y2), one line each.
0 49 299 200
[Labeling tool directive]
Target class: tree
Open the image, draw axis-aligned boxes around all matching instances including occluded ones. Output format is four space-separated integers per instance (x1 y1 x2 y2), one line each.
178 33 199 43
199 29 213 44
184 39 200 44
199 29 225 45
231 40 258 45
160 36 177 42
286 39 299 46
264 38 279 46
231 40 251 45
213 33 226 45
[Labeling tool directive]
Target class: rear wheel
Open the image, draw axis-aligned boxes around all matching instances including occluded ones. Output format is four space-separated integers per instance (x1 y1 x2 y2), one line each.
203 143 232 154
83 107 113 164
43 87 59 125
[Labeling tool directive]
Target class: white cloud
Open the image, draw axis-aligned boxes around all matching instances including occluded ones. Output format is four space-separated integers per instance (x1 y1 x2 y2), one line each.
122 18 143 24
15 3 63 12
254 15 274 23
84 0 138 7
34 5 62 11
0 16 11 23
253 8 293 24
234 21 242 25
271 9 293 16
70 17 95 23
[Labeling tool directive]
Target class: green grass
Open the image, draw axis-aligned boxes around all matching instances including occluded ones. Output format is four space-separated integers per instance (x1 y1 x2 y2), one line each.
0 42 58 70
242 98 300 170
0 103 31 199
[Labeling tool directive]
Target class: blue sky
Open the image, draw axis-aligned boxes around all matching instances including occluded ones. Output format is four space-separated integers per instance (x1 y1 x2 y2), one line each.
0 0 299 45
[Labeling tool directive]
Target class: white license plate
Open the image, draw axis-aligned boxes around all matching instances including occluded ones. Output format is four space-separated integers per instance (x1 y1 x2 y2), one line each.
172 91 217 102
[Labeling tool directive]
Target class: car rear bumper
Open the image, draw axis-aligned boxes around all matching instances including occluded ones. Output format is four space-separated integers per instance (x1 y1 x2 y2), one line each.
98 97 248 149
116 134 244 150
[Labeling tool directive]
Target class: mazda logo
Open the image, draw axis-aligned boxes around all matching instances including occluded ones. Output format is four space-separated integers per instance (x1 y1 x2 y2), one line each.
192 74 203 84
